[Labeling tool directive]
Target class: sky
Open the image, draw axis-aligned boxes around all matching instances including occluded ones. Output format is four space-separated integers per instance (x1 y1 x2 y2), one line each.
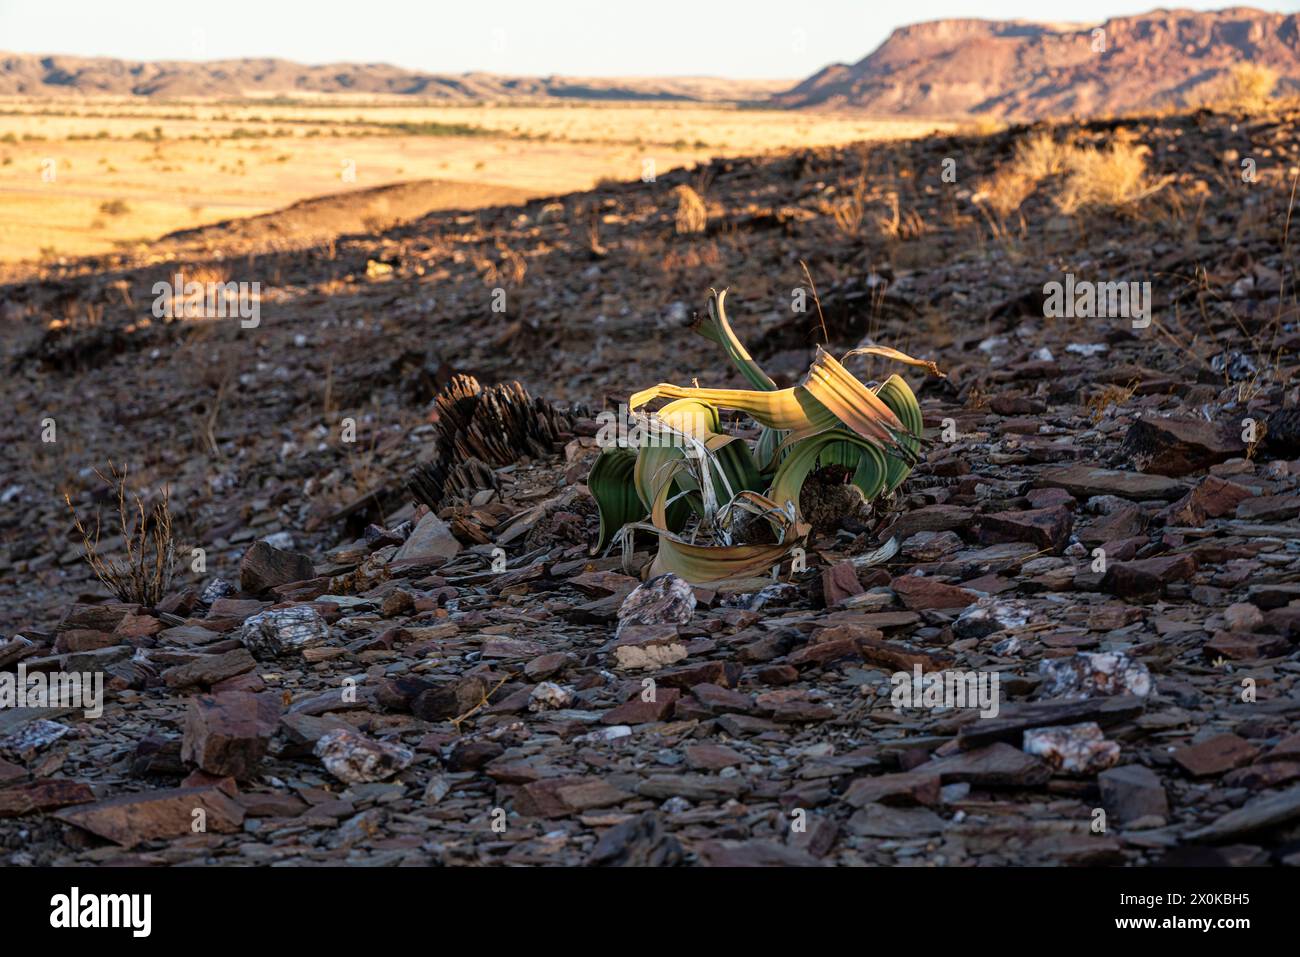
0 0 1294 78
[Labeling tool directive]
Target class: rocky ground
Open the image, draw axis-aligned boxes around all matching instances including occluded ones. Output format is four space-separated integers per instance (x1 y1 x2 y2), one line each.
1 107 1299 866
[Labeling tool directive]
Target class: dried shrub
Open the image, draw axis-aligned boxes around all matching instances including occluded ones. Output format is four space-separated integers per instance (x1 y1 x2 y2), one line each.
831 178 869 236
406 375 574 508
1055 137 1169 214
975 133 1071 217
1217 63 1277 112
1013 132 1073 180
976 131 1167 218
673 184 708 235
64 463 175 605
876 192 930 240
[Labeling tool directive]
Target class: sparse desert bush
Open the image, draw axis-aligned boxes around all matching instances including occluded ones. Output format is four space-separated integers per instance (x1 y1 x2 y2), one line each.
99 199 130 217
1013 131 1073 180
876 191 930 240
973 132 1067 218
977 131 1168 218
970 116 1006 137
975 169 1037 218
65 463 176 606
1217 63 1277 112
673 184 708 234
830 177 869 236
1055 137 1169 214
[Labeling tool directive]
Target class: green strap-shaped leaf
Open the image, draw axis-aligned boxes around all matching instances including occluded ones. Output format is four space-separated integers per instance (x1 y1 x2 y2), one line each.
589 447 645 552
767 431 888 513
693 289 788 474
634 398 762 527
874 373 923 494
693 289 779 392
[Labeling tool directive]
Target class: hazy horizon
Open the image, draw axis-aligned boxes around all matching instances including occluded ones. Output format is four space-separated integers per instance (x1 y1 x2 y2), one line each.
0 0 1281 80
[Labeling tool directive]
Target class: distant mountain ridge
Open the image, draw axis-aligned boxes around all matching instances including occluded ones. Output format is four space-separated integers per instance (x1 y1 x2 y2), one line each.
5 8 1297 119
0 52 784 102
774 6 1300 118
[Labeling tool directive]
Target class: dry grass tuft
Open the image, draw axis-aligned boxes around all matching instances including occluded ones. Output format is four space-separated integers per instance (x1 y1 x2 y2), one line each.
673 184 708 235
1084 380 1138 423
1055 137 1170 214
64 463 176 606
829 176 870 236
875 192 930 240
976 130 1169 218
974 132 1070 217
1217 63 1278 112
1013 132 1073 180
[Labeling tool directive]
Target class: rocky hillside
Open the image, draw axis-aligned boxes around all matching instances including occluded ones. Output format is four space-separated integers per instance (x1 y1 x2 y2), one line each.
775 7 1300 117
0 106 1298 866
0 52 783 102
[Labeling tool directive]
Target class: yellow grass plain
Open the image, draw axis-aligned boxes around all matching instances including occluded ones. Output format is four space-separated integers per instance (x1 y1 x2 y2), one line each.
0 98 956 262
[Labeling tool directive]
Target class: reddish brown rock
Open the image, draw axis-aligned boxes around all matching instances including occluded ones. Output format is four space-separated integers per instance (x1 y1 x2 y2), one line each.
753 689 834 722
978 505 1073 552
1027 487 1075 510
842 771 942 807
1159 476 1252 525
1102 553 1197 601
685 743 745 770
656 660 741 689
1122 415 1245 477
921 742 1053 787
206 597 266 622
1249 583 1300 610
1098 764 1169 824
58 602 138 634
1173 734 1259 777
163 647 257 689
524 651 572 680
0 757 26 787
690 683 754 714
1236 494 1300 521
113 613 164 638
1036 465 1186 501
821 560 863 606
754 664 799 685
0 779 95 818
509 774 605 816
891 575 978 611
1264 606 1300 639
787 636 865 668
600 687 680 725
53 629 122 654
239 540 316 594
181 692 281 779
569 570 639 598
1078 506 1145 545
1222 602 1264 632
883 504 974 541
1260 733 1300 764
1204 631 1291 661
412 676 489 721
53 785 245 847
